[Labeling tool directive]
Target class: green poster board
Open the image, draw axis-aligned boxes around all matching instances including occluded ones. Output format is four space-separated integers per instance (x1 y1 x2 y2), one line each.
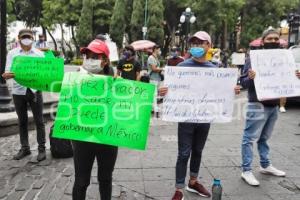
52 72 155 150
11 56 64 92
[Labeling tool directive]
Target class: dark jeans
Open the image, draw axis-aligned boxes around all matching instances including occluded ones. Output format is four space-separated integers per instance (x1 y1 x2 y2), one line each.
175 122 210 189
12 89 46 151
72 141 118 200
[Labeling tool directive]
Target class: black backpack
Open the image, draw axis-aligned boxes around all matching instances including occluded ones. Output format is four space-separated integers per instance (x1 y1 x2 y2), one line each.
49 125 73 158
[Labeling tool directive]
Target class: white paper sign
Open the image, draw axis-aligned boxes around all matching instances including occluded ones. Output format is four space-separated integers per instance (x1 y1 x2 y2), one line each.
106 41 119 62
250 49 300 100
162 67 238 123
231 53 245 65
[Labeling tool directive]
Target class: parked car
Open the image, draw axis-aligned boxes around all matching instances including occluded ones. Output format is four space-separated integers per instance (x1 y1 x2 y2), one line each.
287 45 300 105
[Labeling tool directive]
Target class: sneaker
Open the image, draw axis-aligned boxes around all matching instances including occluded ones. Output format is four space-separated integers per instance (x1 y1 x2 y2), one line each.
241 171 260 186
279 107 286 113
260 165 286 177
171 191 184 200
186 181 211 198
37 150 46 162
13 149 31 160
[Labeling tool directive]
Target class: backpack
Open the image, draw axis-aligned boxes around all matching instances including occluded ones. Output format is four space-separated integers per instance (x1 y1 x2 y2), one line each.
49 125 73 158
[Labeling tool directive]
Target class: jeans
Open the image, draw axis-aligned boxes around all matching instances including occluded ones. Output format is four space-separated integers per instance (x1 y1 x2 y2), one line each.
241 103 278 172
175 122 210 189
12 89 46 151
72 141 118 200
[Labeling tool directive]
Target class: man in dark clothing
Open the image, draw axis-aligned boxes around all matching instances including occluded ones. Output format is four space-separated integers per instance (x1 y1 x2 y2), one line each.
117 45 141 81
240 28 300 186
167 46 184 66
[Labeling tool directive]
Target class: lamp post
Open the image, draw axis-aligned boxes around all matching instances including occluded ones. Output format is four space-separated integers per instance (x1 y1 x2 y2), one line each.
179 7 196 55
287 13 300 47
142 0 148 40
0 0 14 112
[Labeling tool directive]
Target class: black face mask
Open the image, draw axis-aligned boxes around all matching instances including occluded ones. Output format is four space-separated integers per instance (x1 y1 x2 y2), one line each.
263 43 280 49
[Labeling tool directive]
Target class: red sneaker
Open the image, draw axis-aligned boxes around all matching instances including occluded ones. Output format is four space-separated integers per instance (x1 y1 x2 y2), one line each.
171 190 184 200
186 181 211 198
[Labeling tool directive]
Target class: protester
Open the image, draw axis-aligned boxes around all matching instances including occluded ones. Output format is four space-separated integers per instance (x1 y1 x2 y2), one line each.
166 31 240 200
35 34 48 51
167 46 184 66
2 29 46 161
117 45 141 81
147 45 163 82
147 45 164 115
73 39 116 200
240 28 300 186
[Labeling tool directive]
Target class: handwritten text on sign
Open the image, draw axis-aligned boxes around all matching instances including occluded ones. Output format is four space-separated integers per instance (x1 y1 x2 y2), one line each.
11 56 64 92
250 49 300 100
162 67 238 123
52 72 155 150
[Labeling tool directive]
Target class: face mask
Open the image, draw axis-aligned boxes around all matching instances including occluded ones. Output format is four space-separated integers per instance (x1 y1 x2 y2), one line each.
171 52 177 58
190 47 205 58
82 58 102 73
123 51 132 60
263 42 280 49
20 38 33 46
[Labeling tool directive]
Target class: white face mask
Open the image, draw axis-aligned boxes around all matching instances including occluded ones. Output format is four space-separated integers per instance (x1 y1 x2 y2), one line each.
82 58 102 73
20 38 33 46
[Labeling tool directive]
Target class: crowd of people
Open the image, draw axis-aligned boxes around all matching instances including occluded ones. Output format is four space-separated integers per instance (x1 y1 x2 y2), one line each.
1 26 300 200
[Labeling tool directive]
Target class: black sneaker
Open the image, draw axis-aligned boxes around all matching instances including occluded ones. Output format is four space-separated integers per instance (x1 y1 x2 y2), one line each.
13 149 31 160
37 150 46 162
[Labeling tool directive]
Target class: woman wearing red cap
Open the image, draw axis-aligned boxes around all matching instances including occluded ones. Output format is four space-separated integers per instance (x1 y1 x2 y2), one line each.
72 39 116 200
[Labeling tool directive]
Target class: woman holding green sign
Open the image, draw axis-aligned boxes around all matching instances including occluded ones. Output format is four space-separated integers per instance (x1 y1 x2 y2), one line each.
72 39 117 200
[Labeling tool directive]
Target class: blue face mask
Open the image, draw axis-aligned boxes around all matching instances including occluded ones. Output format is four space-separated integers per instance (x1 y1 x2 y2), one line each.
190 47 205 58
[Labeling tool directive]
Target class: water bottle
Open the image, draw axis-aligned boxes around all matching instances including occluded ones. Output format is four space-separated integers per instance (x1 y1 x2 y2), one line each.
212 178 222 200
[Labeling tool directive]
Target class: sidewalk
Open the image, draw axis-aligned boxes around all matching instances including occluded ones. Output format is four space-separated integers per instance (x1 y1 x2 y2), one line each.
0 92 300 199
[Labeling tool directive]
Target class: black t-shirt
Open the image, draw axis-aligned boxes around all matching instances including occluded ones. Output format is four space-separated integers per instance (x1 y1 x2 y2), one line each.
117 59 141 80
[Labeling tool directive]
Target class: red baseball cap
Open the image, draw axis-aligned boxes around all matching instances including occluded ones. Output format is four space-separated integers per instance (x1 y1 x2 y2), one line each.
80 39 110 57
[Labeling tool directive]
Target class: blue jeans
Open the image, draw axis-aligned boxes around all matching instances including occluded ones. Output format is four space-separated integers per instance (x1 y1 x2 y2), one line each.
175 122 210 189
241 103 278 172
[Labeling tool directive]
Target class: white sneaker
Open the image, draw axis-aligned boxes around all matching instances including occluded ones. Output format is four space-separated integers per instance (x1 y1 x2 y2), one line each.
279 107 286 113
260 165 286 177
241 171 260 186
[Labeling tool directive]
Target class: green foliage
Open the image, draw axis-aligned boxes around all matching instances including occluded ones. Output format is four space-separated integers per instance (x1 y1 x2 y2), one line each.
130 0 145 41
147 0 164 45
93 0 115 35
70 58 83 65
109 0 128 47
8 0 42 27
76 0 93 46
240 0 300 47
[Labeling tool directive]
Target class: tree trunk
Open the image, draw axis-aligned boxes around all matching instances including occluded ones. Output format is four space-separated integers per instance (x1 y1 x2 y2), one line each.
71 26 80 58
222 19 228 50
42 26 47 41
47 29 57 51
59 23 66 57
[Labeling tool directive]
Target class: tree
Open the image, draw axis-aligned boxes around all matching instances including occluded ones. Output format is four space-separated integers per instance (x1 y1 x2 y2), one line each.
93 0 115 35
147 0 164 45
130 0 144 42
109 0 128 47
76 0 93 46
12 0 43 27
240 0 300 47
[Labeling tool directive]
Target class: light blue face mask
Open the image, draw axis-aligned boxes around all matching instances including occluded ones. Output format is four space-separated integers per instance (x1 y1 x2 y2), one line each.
190 47 205 58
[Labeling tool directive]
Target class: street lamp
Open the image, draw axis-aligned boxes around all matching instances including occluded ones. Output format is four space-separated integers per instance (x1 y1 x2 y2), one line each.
179 7 196 54
142 0 148 40
0 0 14 112
287 13 300 47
